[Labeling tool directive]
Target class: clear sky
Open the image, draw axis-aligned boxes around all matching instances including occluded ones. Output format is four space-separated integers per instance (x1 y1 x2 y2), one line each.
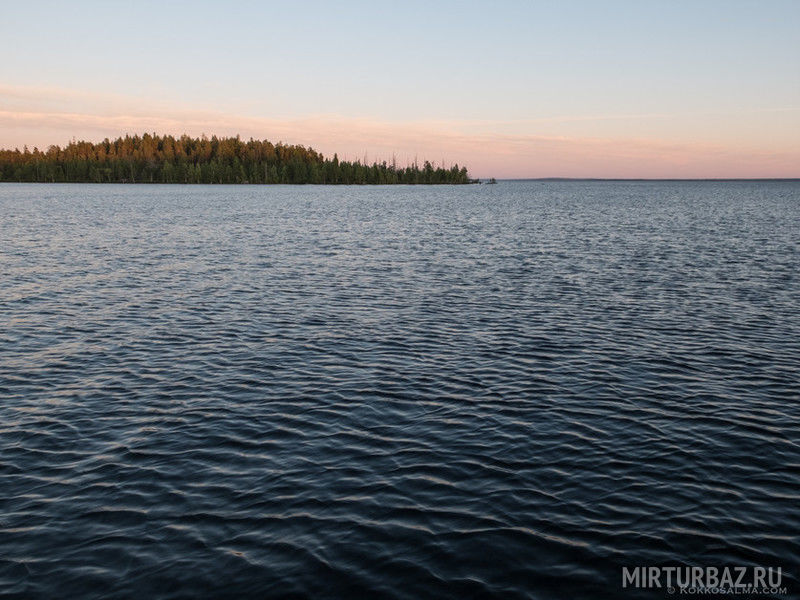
1 0 798 178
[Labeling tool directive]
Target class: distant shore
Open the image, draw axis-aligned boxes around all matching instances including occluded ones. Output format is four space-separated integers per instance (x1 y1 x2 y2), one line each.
0 134 474 185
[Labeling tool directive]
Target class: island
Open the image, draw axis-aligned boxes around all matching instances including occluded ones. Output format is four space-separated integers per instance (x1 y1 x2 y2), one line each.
0 134 475 185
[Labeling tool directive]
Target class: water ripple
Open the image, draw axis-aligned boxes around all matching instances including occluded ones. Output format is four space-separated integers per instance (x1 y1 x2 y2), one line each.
1 181 798 598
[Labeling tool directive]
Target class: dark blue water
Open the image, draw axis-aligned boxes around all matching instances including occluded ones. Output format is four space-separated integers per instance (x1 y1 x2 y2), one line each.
1 182 798 599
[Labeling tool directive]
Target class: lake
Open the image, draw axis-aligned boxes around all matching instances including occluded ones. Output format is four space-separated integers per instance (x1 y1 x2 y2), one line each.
1 181 798 598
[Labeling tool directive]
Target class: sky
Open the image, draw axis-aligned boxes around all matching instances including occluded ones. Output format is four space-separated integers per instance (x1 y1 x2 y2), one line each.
1 0 798 178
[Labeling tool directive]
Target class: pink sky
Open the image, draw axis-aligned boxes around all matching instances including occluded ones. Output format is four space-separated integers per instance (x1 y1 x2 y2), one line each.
1 85 798 179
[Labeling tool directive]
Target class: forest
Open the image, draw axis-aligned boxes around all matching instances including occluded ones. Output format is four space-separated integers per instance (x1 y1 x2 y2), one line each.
0 134 473 185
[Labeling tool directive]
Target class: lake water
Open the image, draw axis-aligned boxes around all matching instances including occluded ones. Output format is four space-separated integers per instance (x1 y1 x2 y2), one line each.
1 182 798 598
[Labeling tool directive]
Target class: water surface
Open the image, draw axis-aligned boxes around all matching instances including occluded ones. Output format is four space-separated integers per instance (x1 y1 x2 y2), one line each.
1 182 798 598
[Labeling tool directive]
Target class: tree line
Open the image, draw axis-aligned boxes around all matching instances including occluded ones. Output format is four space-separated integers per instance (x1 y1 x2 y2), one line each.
0 134 473 185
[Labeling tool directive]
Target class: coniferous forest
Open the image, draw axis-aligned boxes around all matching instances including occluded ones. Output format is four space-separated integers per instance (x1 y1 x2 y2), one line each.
0 134 473 184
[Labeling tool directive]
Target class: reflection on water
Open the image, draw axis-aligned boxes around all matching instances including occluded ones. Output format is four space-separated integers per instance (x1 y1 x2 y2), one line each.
1 181 798 598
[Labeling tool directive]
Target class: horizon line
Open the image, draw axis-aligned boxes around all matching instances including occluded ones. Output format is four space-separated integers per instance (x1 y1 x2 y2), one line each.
500 177 800 182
